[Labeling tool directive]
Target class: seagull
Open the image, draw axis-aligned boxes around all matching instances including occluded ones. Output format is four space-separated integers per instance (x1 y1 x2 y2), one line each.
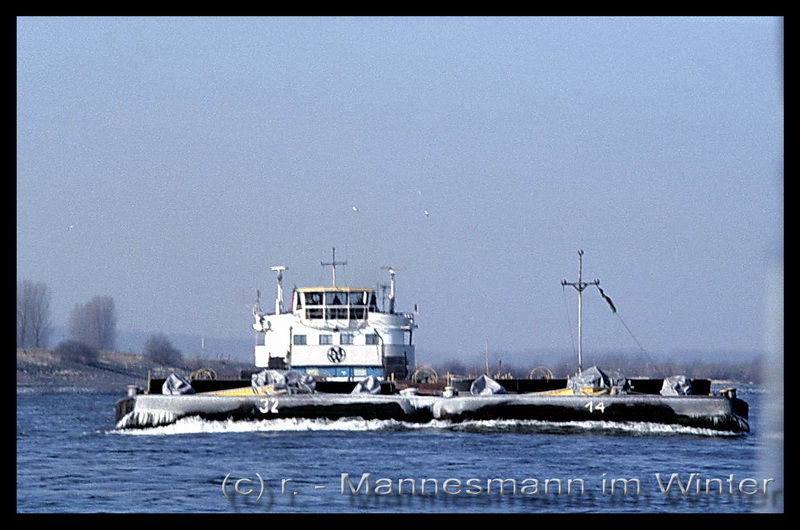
423 209 430 216
352 206 359 212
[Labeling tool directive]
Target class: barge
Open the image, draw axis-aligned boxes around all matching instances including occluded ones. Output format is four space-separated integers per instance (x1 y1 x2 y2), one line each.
115 250 749 433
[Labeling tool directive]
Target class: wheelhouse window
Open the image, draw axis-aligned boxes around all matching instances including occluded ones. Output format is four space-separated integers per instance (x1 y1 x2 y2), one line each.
319 334 333 345
306 308 323 319
349 291 367 305
348 290 370 320
300 289 376 320
369 292 378 312
365 333 379 345
325 292 344 306
293 334 307 345
326 307 348 319
340 333 354 345
310 292 324 305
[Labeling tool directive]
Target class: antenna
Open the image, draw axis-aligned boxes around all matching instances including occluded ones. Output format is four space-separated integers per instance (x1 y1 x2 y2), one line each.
561 250 600 374
321 248 346 287
381 266 406 314
485 339 490 376
377 282 389 312
270 266 288 314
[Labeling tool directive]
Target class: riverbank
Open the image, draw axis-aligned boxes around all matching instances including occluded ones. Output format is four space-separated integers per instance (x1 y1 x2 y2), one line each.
16 348 253 394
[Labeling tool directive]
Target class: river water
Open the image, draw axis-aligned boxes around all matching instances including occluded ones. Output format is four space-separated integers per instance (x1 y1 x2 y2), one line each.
16 384 782 513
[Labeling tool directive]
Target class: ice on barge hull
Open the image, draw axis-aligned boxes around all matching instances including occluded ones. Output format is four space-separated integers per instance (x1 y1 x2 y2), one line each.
115 375 749 433
429 392 749 433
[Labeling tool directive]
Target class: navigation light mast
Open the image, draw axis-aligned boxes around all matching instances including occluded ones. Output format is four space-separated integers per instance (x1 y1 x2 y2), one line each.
271 266 287 314
561 250 600 374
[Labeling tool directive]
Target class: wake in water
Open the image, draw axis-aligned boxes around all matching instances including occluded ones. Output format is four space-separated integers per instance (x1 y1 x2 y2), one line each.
110 416 744 437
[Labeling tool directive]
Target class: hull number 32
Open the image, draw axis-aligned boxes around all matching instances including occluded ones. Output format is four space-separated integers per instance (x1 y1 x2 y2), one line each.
258 398 280 414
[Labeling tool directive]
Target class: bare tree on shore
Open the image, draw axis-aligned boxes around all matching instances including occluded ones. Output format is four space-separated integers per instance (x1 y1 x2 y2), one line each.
17 280 53 348
69 295 117 350
144 333 183 365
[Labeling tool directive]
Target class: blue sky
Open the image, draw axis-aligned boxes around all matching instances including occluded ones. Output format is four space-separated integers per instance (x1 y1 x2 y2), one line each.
17 17 783 367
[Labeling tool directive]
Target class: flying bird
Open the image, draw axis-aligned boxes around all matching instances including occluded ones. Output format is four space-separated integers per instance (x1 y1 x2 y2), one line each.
352 206 359 212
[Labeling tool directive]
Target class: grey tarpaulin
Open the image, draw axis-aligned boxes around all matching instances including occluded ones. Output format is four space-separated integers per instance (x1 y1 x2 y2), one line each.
162 373 195 395
568 366 609 394
660 375 693 396
251 369 316 394
470 375 507 395
351 376 382 394
568 366 630 394
604 369 632 393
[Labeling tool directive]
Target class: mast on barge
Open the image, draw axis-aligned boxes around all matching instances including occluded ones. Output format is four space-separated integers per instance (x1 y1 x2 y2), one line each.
561 250 600 374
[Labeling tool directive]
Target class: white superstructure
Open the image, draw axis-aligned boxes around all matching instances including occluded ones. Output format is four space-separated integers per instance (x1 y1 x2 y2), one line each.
251 251 417 381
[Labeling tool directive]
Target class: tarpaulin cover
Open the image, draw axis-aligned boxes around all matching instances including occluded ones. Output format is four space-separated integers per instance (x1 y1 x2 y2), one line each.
604 369 631 393
162 373 195 395
568 366 631 394
660 375 693 396
251 369 316 394
470 375 507 395
568 366 609 393
351 376 382 394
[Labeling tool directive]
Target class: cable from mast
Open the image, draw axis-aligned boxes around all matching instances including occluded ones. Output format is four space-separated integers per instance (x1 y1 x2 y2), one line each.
562 251 662 377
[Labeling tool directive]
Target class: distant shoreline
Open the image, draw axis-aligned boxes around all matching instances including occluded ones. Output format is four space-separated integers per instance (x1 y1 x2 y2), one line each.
16 348 253 394
17 347 759 395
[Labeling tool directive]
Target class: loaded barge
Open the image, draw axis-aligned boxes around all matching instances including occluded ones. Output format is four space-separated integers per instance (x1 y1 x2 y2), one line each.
115 250 749 433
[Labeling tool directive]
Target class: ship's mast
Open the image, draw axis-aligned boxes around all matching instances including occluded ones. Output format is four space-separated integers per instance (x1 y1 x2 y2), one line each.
561 250 600 374
321 247 347 287
381 266 405 314
270 266 287 314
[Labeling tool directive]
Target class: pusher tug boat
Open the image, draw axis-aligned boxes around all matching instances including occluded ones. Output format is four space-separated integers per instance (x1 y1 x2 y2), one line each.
115 250 749 434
